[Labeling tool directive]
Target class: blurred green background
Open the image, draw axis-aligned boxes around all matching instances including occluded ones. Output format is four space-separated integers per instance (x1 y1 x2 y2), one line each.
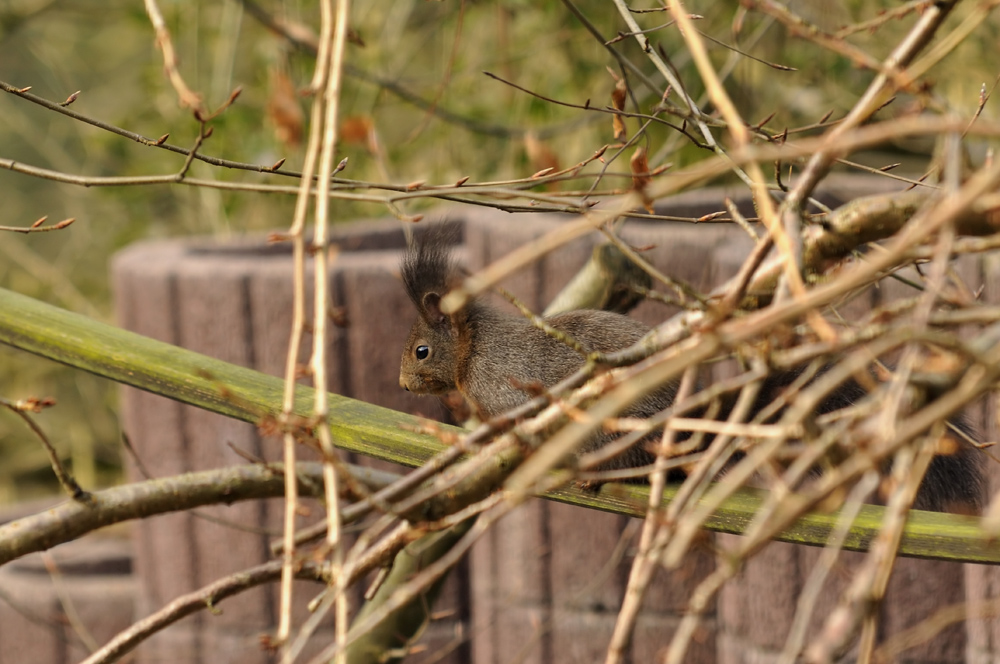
1 0 997 502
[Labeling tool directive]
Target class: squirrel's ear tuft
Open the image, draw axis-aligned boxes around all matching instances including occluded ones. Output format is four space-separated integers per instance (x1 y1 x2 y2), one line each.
422 292 449 328
401 223 462 311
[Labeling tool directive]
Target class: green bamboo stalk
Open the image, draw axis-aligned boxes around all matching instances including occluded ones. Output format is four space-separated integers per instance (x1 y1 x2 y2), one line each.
0 285 998 564
0 286 443 469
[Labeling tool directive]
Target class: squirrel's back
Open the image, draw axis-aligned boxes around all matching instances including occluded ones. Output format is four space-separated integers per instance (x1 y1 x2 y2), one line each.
456 306 657 419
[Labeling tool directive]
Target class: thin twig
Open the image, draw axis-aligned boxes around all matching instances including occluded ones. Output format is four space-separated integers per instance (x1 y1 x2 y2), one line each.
40 552 100 653
80 561 328 664
604 367 696 664
143 0 205 114
0 396 86 500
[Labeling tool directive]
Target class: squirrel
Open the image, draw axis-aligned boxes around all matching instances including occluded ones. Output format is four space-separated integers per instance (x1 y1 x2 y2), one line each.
398 227 674 471
398 229 984 513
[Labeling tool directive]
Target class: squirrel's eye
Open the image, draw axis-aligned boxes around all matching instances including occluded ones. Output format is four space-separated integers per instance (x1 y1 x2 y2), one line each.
415 345 430 360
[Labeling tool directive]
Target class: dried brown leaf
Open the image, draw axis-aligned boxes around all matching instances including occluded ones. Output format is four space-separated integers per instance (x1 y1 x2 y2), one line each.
524 134 561 189
611 77 628 140
266 68 304 148
630 146 654 213
341 116 373 145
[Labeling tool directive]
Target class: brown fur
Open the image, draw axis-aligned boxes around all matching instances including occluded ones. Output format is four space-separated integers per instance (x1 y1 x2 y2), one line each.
399 231 984 511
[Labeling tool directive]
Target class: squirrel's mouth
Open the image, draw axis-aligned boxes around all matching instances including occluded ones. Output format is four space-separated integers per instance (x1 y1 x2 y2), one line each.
420 379 452 395
402 377 451 396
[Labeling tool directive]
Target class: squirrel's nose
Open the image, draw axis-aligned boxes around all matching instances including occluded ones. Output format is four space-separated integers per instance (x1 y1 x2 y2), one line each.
399 375 409 391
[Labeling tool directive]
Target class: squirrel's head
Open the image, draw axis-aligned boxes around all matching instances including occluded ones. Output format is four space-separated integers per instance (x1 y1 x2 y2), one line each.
399 226 464 395
399 291 460 394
